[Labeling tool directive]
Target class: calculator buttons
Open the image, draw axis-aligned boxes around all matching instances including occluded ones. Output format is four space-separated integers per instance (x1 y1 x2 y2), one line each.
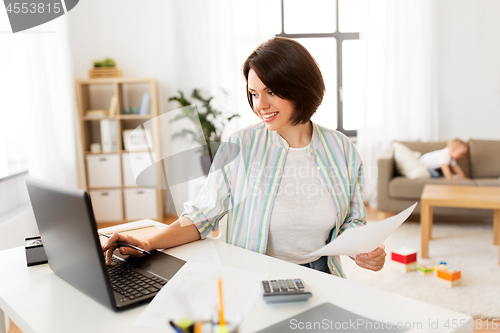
294 279 304 289
261 279 312 303
278 280 288 291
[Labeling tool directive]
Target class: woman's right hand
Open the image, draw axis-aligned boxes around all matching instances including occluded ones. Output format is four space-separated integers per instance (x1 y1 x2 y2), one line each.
101 233 152 266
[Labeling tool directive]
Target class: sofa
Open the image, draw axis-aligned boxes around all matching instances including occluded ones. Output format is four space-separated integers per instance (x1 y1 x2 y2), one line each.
377 139 500 222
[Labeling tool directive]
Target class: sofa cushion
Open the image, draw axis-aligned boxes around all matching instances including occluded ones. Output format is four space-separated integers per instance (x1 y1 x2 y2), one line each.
474 178 500 187
392 142 431 179
469 139 500 178
397 141 471 178
389 177 477 200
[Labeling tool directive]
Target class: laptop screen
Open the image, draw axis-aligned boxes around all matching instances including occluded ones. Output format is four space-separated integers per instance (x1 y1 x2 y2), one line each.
25 176 116 309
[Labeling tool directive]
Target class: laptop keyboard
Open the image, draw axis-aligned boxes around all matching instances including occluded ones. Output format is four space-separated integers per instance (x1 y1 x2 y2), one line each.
107 257 167 300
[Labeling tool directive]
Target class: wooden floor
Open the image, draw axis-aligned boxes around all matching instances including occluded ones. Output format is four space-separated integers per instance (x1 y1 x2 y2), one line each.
7 207 499 332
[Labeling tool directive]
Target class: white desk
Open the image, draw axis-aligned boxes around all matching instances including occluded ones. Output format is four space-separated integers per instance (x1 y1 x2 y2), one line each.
0 221 473 333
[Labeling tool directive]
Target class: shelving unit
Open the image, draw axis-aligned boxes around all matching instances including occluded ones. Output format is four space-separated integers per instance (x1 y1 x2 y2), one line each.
75 77 164 223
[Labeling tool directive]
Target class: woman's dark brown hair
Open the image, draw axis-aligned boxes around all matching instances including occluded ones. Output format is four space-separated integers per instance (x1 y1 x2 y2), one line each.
242 37 325 125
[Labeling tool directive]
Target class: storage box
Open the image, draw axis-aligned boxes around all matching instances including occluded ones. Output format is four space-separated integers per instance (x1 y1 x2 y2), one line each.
86 154 122 188
89 190 123 222
124 189 158 221
122 153 157 187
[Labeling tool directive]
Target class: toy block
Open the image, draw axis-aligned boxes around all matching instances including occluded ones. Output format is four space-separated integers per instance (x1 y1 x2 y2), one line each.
391 261 417 273
436 267 461 281
435 265 461 287
417 265 434 275
391 247 417 264
437 278 461 287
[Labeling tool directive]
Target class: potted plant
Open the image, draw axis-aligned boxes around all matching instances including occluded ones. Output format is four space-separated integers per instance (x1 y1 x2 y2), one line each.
88 57 122 78
169 89 240 174
93 57 117 68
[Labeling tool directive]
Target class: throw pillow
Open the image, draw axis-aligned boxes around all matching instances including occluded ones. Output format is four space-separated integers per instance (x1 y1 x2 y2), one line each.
392 142 431 179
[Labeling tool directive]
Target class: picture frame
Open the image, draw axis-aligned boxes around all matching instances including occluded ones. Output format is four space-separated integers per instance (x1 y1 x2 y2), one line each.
123 128 153 151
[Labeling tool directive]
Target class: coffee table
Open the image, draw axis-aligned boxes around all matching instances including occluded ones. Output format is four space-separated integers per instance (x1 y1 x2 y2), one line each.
420 184 500 264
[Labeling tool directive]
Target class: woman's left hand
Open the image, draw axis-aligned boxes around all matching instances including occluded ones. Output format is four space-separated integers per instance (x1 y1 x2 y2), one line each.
355 244 386 271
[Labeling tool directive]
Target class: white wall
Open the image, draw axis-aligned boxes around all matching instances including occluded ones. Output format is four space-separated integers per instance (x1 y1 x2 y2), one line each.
67 0 176 83
435 0 500 141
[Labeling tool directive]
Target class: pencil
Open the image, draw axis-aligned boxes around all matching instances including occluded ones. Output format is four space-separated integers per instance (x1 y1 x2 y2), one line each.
169 320 185 333
218 278 225 327
99 233 151 255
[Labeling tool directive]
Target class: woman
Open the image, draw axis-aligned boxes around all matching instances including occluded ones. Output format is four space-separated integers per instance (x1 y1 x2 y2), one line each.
103 37 386 276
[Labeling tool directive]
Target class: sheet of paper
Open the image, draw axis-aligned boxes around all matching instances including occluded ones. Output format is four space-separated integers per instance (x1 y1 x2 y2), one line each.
162 240 223 266
99 225 158 236
135 262 268 329
309 203 417 256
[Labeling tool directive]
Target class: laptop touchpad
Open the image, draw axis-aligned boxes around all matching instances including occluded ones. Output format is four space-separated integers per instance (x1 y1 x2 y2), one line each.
114 250 186 281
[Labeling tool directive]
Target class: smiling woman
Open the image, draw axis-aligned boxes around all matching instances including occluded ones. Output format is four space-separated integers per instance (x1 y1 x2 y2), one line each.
247 70 297 135
243 37 325 148
243 37 325 127
104 37 386 278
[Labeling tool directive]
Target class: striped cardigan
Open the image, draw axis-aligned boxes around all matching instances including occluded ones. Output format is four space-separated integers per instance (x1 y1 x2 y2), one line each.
181 122 367 277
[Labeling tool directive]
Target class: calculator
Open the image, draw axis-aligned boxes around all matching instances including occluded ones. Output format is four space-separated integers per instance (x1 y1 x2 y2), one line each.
261 279 312 303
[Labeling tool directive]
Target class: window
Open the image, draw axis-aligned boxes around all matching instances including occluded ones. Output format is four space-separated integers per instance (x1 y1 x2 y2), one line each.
0 34 30 217
276 0 366 137
0 37 30 180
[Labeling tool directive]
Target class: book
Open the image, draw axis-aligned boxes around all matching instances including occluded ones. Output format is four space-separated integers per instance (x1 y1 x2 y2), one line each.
110 119 118 151
100 119 118 152
140 93 149 116
85 109 109 117
123 128 153 151
108 95 118 116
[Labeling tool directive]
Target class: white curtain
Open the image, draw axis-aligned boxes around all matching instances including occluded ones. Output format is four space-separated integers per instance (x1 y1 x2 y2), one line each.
357 0 439 207
0 15 79 187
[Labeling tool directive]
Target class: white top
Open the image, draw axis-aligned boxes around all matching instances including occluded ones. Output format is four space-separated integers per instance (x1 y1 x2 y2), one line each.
266 145 336 264
418 147 457 170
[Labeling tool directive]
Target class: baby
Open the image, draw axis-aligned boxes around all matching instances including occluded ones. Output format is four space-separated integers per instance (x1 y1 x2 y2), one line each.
418 139 468 180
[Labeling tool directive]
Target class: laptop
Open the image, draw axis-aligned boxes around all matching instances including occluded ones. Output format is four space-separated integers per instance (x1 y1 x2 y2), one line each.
257 302 406 333
25 176 186 311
